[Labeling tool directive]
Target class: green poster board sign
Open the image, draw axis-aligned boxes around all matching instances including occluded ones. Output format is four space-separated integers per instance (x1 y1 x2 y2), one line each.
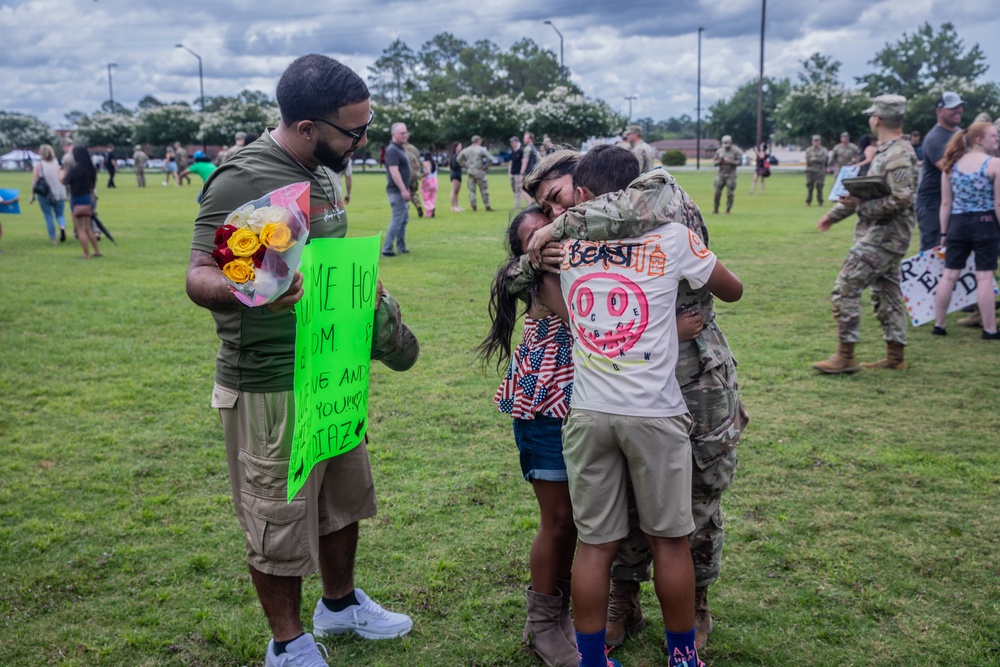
289 235 380 502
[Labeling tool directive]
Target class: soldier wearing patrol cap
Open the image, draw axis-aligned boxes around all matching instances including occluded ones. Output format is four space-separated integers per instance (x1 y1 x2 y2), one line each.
712 135 742 214
814 94 919 374
804 134 829 205
829 132 861 175
623 124 657 173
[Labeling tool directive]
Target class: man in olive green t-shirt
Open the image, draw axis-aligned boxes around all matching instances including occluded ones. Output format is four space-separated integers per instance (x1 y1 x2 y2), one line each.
185 54 413 667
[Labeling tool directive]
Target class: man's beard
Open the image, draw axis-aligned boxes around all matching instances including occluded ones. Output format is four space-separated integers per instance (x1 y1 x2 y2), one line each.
313 140 351 173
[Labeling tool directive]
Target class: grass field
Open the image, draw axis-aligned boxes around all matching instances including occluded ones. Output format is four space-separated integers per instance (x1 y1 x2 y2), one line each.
1 166 998 667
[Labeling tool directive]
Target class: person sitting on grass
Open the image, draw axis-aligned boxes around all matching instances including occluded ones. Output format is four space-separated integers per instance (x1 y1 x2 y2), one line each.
527 145 743 667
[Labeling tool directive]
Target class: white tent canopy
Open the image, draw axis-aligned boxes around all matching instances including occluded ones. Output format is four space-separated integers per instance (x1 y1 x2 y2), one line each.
0 149 41 162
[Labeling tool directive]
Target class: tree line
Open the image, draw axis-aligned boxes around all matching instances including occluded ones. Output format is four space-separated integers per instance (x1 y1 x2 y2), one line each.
1 22 996 154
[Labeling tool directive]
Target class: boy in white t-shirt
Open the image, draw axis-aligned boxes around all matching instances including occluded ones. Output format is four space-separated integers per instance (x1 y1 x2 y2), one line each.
553 146 743 667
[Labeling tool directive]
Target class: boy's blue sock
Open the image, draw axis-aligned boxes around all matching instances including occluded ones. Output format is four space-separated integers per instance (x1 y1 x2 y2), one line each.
665 628 700 667
576 629 620 667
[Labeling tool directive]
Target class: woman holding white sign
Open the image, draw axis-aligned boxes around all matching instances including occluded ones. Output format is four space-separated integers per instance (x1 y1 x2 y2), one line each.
933 122 1000 339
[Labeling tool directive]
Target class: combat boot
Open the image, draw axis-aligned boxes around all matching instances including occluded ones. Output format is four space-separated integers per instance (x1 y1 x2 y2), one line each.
523 587 578 667
694 586 713 649
957 308 982 327
861 342 907 370
605 580 645 647
556 578 575 645
812 342 859 374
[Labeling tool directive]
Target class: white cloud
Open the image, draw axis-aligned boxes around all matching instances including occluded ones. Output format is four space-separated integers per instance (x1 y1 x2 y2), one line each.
2 0 999 129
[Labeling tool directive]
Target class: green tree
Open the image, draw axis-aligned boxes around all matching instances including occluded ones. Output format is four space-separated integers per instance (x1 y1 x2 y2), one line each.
200 96 277 147
0 111 55 148
369 39 419 104
529 86 624 146
75 112 136 148
415 32 468 102
774 53 869 145
857 22 999 133
498 39 575 103
136 95 164 110
706 77 790 148
436 94 527 147
133 105 200 150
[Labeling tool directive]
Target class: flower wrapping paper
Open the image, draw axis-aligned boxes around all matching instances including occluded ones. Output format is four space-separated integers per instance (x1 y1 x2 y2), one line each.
212 182 311 307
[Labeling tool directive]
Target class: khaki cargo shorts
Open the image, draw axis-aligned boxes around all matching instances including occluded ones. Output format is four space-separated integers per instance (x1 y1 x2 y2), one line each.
561 409 694 544
212 383 377 577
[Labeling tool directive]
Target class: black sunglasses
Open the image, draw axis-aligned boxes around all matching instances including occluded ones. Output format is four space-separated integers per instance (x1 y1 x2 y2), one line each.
307 109 374 147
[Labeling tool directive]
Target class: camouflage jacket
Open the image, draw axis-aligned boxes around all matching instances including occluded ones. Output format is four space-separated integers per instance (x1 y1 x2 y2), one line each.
507 168 734 380
632 141 657 173
804 145 829 172
403 143 424 185
830 142 860 170
826 136 918 255
713 146 743 176
457 145 492 176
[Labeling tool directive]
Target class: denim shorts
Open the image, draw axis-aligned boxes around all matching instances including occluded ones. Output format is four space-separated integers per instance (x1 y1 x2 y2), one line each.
70 194 93 208
512 415 568 482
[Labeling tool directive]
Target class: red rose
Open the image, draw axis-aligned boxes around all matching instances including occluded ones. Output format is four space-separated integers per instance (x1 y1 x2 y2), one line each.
252 245 267 269
266 254 289 278
214 224 238 247
212 245 235 269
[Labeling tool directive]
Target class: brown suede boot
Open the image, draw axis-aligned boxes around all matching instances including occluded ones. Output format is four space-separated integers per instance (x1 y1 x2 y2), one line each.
958 308 982 327
860 341 907 369
694 587 713 649
523 587 579 667
605 580 646 647
556 578 575 646
812 342 860 374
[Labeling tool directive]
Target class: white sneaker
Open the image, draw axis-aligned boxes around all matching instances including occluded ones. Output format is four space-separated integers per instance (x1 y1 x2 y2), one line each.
265 633 329 667
313 588 413 640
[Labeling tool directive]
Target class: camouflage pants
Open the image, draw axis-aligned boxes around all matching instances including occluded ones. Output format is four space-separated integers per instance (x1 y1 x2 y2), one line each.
805 171 825 204
467 172 490 209
831 243 907 345
611 356 748 590
713 173 737 212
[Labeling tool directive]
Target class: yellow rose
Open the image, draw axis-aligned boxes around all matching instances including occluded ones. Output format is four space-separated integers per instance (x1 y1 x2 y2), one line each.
259 222 295 252
227 227 262 257
222 257 255 284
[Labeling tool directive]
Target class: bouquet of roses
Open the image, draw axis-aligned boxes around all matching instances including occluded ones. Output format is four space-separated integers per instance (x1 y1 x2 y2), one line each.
212 182 311 307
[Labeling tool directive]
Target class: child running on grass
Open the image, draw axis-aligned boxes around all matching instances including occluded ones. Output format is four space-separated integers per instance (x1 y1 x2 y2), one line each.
533 145 743 667
477 205 580 667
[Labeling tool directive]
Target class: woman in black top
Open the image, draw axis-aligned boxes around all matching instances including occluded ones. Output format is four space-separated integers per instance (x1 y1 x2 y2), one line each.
63 145 101 258
449 141 464 212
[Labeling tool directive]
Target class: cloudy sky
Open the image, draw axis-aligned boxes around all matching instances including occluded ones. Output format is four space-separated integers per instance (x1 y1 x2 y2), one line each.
3 0 998 129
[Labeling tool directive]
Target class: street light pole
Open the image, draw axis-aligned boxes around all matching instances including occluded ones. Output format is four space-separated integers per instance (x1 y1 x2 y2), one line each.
176 44 207 152
543 20 564 73
107 63 118 111
624 94 638 121
696 27 703 170
756 0 767 149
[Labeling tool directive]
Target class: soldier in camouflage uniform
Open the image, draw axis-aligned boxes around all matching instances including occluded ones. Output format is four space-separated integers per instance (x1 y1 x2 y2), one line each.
403 141 426 217
624 124 657 173
712 136 742 214
829 132 861 175
814 95 919 374
515 154 748 651
457 135 494 211
804 135 829 205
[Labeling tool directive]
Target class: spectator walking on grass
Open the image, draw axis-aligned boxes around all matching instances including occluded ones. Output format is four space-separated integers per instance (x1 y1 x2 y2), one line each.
185 54 413 667
63 145 101 259
31 144 68 244
382 122 412 256
449 141 464 212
